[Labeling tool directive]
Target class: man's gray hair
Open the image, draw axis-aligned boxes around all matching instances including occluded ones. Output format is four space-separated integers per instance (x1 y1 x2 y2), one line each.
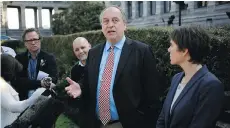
99 5 127 24
22 28 42 42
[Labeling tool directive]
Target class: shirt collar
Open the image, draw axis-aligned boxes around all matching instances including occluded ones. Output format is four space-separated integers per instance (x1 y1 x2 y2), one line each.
27 49 40 59
105 36 126 51
79 61 85 67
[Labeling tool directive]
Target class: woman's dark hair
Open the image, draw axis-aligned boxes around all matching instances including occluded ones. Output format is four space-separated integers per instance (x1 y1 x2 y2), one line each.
1 54 23 81
170 26 211 64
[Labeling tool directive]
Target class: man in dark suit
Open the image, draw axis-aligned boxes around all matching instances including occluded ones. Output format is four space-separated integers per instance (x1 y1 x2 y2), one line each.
12 28 58 100
63 37 92 125
65 6 161 128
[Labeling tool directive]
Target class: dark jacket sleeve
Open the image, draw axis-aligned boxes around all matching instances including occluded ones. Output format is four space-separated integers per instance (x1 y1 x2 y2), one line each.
156 105 166 128
77 51 91 128
156 74 178 128
79 54 90 106
142 45 162 127
188 80 224 128
47 54 58 84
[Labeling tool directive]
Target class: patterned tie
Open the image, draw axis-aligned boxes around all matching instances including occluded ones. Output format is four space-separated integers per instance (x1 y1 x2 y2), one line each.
99 46 115 125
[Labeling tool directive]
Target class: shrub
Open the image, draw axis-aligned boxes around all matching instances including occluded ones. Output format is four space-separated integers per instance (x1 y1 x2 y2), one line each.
52 1 105 35
16 26 230 125
41 27 230 92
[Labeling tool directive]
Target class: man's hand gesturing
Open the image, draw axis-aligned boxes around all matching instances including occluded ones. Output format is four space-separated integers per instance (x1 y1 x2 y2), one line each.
65 77 82 98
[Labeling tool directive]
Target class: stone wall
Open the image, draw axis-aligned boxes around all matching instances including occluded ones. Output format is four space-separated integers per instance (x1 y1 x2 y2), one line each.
106 1 230 28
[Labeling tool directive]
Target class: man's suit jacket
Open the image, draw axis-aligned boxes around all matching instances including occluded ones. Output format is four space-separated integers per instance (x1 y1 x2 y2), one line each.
12 50 58 100
156 65 224 128
79 38 162 128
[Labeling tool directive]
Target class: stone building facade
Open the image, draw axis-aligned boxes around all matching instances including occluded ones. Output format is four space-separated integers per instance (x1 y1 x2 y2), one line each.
1 1 229 39
1 1 70 39
105 1 230 28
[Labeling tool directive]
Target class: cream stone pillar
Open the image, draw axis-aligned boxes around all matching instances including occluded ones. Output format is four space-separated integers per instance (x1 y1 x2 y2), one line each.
38 7 42 28
143 1 149 17
156 1 164 14
20 5 26 29
132 1 137 19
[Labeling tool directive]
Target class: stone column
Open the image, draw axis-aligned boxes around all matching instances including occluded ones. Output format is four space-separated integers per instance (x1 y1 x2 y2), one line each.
132 1 137 19
170 2 179 12
54 6 58 14
19 5 26 29
152 1 156 15
185 1 195 12
207 1 216 12
34 8 38 28
104 1 110 7
120 1 126 12
143 1 149 17
1 3 8 29
206 1 215 27
120 1 128 19
156 1 164 14
38 7 42 29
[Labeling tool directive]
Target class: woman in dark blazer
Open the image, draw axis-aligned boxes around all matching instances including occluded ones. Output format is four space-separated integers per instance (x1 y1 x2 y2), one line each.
156 26 224 128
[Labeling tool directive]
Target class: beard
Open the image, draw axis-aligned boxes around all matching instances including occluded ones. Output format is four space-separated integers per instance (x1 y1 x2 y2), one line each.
78 54 87 61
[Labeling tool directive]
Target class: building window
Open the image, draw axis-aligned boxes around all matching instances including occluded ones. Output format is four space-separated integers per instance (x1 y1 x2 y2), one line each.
138 1 143 17
110 1 121 7
127 1 132 19
216 1 230 5
169 1 171 12
149 1 156 15
164 1 171 13
197 1 207 8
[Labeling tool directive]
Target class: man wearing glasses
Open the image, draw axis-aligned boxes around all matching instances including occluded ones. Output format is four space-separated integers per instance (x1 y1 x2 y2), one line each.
12 28 58 100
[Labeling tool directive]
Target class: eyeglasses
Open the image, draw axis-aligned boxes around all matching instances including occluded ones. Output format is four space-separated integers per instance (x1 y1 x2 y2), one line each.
25 38 40 44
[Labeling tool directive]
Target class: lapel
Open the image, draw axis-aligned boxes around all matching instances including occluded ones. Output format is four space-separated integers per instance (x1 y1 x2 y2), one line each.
22 51 29 70
114 38 133 86
165 72 184 124
91 43 105 92
36 51 43 75
169 65 209 115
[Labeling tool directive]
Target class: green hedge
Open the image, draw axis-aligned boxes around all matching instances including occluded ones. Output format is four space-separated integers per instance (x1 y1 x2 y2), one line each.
41 26 230 92
13 26 230 126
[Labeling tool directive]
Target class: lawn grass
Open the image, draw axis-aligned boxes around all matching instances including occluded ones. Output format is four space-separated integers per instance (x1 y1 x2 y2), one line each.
55 114 79 128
